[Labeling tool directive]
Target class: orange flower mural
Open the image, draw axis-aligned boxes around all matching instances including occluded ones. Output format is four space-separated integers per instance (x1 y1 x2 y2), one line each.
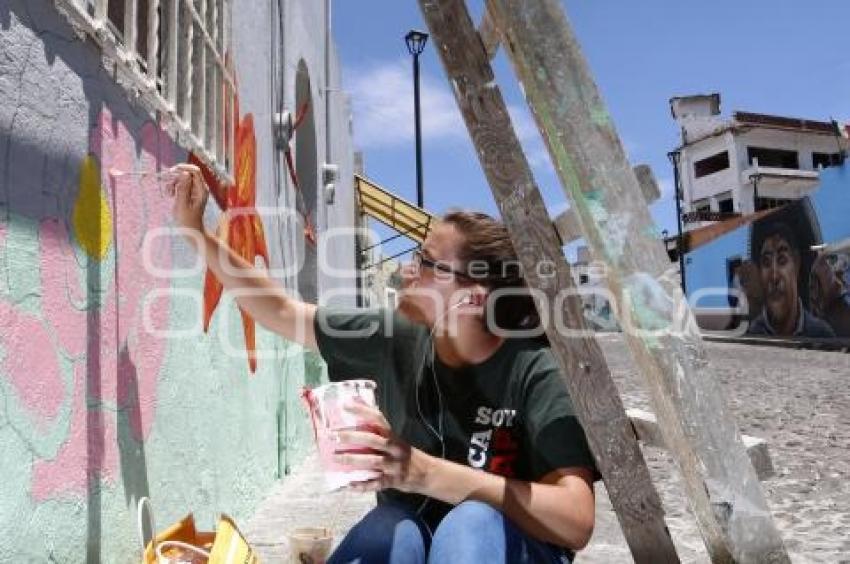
189 101 269 373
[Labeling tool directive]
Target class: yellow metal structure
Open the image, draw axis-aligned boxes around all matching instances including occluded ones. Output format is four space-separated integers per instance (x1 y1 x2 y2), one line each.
354 174 435 244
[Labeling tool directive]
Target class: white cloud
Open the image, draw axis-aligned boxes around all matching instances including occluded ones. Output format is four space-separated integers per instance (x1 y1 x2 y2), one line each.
345 60 466 149
345 58 557 177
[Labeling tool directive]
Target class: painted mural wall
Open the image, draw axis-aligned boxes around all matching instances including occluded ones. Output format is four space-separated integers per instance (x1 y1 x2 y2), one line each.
0 0 356 560
686 164 850 338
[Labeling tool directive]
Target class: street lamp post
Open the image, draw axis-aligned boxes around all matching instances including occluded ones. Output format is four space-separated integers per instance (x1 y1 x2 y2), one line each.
405 29 428 209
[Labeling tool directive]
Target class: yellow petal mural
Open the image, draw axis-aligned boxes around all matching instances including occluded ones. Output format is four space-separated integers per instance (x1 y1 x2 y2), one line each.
72 155 113 260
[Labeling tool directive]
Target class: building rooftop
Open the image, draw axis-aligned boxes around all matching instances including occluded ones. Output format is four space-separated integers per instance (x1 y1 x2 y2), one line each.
733 111 840 135
671 92 849 149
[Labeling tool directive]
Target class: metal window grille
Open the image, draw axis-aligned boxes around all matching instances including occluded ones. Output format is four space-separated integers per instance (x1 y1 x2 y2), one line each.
57 0 235 179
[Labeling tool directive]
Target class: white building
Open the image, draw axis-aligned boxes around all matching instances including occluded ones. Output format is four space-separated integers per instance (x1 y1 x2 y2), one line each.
670 93 848 231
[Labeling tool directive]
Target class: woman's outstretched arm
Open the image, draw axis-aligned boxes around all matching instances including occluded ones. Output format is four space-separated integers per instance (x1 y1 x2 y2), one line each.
171 164 318 349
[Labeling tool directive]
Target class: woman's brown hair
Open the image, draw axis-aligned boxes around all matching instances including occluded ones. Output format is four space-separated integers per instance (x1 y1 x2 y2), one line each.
441 210 543 335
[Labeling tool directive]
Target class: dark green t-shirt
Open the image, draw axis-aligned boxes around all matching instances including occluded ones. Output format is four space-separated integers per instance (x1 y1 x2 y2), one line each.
313 306 598 529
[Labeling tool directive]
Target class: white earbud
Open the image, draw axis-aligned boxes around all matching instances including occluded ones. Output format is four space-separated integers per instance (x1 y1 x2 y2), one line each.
452 293 474 309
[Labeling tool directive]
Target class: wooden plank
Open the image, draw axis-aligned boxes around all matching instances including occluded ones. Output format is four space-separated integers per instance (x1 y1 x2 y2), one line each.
223 1 234 173
552 208 583 246
94 0 108 23
417 2 680 561
191 0 207 142
146 0 160 82
633 164 661 204
627 409 775 481
166 0 180 109
681 209 775 254
554 164 661 245
216 0 226 163
741 436 775 482
477 6 500 60
486 1 790 561
205 0 218 151
180 0 194 123
124 0 138 58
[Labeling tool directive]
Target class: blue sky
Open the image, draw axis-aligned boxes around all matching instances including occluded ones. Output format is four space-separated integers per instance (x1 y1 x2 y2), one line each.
332 1 850 260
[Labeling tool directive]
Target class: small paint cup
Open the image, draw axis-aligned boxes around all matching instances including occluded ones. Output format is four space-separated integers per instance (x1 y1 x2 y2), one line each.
288 527 333 564
301 380 380 490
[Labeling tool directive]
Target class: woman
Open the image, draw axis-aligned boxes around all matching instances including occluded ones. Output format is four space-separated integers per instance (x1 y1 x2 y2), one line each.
171 165 597 563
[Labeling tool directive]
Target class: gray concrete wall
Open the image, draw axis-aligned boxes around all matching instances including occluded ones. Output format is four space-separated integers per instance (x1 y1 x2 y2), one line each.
282 0 358 308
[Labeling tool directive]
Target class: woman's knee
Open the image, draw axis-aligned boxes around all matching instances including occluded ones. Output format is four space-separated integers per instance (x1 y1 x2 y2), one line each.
440 500 503 530
328 504 427 564
429 501 506 562
432 500 504 543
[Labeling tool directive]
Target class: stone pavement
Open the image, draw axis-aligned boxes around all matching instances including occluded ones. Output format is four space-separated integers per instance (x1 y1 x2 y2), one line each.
244 336 850 563
243 452 375 562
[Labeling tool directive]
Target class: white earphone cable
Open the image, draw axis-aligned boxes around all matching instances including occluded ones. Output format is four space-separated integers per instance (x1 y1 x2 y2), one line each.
414 296 468 518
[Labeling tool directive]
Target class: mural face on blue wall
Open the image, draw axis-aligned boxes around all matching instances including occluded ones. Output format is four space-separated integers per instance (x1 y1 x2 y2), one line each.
744 197 835 338
707 179 850 339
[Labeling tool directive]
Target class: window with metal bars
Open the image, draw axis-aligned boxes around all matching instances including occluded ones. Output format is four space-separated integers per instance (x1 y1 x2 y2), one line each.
812 152 845 170
60 0 236 178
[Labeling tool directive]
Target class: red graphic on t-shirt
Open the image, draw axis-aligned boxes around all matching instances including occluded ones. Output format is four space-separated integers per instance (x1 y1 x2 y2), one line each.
486 428 519 478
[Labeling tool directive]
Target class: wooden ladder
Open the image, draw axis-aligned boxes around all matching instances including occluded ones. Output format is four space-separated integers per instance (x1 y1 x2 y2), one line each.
418 1 791 562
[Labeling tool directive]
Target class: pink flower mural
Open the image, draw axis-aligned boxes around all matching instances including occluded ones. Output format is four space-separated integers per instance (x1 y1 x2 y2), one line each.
0 299 65 429
1 107 177 500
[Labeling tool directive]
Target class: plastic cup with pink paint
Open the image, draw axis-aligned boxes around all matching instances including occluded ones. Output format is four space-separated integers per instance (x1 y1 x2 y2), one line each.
301 379 381 491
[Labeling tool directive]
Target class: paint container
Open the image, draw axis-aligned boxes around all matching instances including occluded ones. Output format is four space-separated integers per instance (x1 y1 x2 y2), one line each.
288 527 333 564
108 168 180 197
155 540 210 564
301 380 381 491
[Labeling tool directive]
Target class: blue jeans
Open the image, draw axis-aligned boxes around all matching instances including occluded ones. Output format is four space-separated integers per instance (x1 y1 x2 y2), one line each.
327 500 572 564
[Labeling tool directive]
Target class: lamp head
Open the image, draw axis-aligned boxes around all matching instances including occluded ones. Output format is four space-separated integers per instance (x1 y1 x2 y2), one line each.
405 30 429 56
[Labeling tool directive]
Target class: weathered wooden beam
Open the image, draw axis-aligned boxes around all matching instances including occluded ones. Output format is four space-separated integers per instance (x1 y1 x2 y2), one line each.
554 164 660 245
487 1 790 561
680 209 774 254
418 1 679 561
633 164 662 204
552 208 583 246
627 409 775 481
477 6 500 60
